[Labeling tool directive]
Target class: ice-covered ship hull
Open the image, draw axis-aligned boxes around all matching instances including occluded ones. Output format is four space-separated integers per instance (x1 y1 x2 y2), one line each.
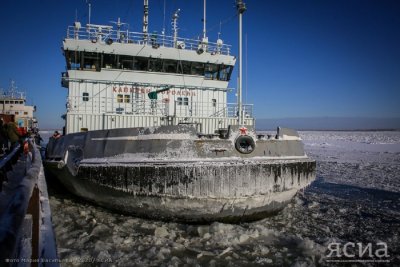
46 0 316 222
44 125 315 222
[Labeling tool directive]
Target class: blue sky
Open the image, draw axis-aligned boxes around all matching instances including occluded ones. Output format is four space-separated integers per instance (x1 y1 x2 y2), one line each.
1 0 399 129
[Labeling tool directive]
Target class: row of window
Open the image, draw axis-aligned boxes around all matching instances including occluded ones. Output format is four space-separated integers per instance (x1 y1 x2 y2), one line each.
0 100 25 104
83 93 134 104
3 111 29 115
65 51 233 81
80 93 217 107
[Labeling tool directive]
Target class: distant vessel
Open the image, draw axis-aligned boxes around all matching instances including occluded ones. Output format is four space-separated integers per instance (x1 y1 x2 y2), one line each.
0 80 37 136
44 1 316 222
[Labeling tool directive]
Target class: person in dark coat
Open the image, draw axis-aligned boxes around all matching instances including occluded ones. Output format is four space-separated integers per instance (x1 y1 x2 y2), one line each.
35 133 43 146
7 121 22 147
52 131 61 139
0 120 8 154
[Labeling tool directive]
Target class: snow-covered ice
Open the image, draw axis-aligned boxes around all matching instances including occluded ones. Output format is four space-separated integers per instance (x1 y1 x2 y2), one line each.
301 131 400 192
44 131 400 266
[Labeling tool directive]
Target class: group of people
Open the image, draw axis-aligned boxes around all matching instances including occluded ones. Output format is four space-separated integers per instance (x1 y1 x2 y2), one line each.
0 118 63 157
0 120 24 154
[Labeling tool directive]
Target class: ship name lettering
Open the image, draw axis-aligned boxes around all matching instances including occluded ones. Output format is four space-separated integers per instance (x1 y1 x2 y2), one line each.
112 86 195 96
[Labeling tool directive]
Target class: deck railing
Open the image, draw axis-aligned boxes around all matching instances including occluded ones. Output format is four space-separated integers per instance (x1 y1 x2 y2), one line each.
67 96 253 119
67 25 232 55
174 101 253 118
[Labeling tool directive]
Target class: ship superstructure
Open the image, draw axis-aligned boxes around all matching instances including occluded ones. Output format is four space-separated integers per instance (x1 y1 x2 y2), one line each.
62 5 253 135
0 80 37 132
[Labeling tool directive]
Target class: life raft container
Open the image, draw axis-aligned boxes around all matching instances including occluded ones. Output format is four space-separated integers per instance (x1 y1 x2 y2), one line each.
235 135 255 154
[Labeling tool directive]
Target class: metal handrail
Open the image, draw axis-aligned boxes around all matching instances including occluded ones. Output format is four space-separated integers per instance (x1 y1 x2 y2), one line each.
67 95 253 119
66 26 232 55
0 143 21 170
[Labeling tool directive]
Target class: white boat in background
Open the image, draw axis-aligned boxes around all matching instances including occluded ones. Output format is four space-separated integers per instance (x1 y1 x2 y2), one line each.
44 0 316 223
0 80 38 137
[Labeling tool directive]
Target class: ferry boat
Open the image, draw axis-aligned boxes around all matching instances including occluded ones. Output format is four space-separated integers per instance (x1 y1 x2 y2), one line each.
0 80 37 137
44 1 316 222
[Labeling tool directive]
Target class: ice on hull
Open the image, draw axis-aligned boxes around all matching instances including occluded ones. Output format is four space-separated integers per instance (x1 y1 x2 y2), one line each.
44 158 315 223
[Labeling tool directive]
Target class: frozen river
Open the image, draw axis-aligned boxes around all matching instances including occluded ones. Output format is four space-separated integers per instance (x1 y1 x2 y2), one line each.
43 131 400 266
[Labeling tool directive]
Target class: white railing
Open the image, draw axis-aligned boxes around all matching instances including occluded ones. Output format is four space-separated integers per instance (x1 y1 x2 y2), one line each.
173 101 253 118
67 96 168 116
66 25 232 55
66 95 253 119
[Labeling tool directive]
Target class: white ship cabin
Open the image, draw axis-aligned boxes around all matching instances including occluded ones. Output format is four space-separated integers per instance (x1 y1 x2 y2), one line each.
0 81 37 129
62 17 254 135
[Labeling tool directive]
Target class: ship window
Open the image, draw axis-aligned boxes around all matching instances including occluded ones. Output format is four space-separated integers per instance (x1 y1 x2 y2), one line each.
0 101 3 104
82 92 89 101
24 112 28 115
124 95 131 103
5 101 9 104
103 54 118 69
178 61 192 74
116 107 124 114
15 112 19 115
205 64 219 80
19 101 24 104
219 65 233 81
83 52 100 71
117 94 123 103
120 55 133 70
178 97 189 105
67 50 81 70
163 60 177 73
133 57 148 71
148 58 163 72
191 62 204 76
212 99 217 107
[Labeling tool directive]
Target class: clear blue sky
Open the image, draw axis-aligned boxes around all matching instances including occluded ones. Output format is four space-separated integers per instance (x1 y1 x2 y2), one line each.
1 0 399 129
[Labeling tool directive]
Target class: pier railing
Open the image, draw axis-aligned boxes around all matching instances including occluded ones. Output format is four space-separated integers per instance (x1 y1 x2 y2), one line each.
0 140 58 265
67 25 232 55
0 144 21 186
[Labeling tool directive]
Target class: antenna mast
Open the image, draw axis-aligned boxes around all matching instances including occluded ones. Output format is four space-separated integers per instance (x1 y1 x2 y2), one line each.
162 0 166 35
236 0 246 125
172 9 181 48
111 18 128 41
203 0 206 39
162 0 166 46
88 1 91 25
143 0 149 43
